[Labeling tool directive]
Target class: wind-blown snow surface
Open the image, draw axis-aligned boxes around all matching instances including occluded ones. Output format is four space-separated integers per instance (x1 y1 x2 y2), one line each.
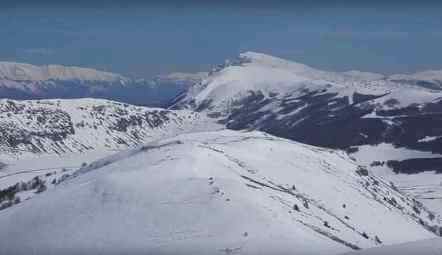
0 130 440 255
343 238 442 255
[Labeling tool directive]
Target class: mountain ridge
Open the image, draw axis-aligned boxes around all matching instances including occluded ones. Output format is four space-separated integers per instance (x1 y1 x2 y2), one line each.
0 130 440 255
0 98 220 160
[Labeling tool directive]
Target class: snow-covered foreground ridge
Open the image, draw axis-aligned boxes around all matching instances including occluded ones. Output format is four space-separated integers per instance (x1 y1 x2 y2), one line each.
0 98 218 160
0 130 440 255
343 237 442 255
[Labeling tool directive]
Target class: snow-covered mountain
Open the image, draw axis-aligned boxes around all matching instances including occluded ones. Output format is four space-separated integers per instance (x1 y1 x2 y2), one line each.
0 61 204 107
0 98 219 160
0 130 440 255
174 52 442 115
172 52 442 212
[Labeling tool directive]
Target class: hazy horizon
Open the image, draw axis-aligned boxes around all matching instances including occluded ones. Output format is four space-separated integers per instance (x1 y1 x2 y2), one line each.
2 1 442 78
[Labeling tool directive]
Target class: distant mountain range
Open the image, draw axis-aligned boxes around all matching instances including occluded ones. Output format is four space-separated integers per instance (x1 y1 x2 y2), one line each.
0 61 206 107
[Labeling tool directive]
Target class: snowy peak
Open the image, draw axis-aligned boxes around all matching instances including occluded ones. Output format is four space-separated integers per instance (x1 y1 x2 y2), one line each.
238 51 317 73
237 52 386 82
0 61 126 82
175 51 442 114
0 130 440 255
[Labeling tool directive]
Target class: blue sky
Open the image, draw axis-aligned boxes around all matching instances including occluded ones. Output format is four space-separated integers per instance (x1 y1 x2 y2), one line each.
1 1 442 78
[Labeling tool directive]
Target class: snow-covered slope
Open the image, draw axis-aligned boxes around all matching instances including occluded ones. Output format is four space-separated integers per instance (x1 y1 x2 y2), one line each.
0 98 219 160
173 52 442 213
0 150 111 190
349 142 442 211
343 238 442 255
0 130 440 255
